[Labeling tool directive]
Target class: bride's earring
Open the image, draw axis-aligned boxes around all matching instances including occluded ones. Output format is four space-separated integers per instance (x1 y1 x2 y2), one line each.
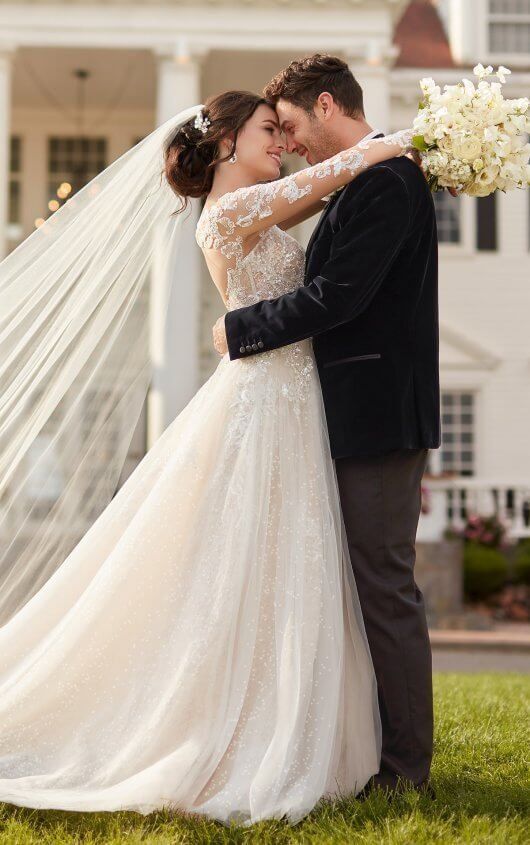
229 151 237 164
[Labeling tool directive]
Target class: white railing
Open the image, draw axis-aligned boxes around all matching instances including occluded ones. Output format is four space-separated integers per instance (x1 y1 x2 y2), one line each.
418 478 530 542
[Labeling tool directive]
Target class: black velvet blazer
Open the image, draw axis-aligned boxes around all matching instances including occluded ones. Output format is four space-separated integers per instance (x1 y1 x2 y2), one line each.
225 155 441 460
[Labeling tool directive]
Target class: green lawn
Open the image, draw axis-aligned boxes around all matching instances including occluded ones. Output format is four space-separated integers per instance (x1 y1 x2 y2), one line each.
1 674 529 844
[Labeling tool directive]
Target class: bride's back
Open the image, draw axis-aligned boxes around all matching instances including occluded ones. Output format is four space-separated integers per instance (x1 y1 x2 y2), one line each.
196 195 306 312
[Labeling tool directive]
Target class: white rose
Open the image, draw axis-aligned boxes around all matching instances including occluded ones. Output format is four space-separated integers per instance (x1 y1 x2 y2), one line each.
472 158 484 172
452 135 482 162
466 181 495 198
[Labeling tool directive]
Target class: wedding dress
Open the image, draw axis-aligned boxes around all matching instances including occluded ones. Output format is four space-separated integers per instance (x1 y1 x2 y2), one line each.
0 156 390 826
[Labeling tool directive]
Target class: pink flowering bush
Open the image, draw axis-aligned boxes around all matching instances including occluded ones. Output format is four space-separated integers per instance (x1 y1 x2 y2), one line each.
461 513 507 550
457 514 510 599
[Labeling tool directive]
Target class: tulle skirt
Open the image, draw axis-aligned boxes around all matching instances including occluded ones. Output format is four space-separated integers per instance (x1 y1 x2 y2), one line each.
0 340 381 826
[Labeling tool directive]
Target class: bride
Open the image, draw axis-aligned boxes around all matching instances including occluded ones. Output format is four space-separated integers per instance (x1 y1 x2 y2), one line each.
0 90 414 826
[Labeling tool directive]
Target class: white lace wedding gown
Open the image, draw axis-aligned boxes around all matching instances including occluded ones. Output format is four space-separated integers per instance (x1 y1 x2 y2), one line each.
0 177 383 826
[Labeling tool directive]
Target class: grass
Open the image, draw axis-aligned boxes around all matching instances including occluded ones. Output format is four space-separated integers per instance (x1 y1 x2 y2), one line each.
1 673 529 844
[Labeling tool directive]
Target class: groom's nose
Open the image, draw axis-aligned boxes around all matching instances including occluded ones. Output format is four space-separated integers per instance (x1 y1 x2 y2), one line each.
285 135 298 154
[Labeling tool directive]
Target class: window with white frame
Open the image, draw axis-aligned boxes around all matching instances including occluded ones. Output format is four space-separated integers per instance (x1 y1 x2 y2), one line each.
488 0 530 54
8 136 22 225
441 392 476 476
48 136 107 201
433 191 461 243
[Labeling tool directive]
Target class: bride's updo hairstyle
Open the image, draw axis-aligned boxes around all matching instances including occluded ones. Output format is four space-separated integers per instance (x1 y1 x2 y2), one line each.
165 91 267 211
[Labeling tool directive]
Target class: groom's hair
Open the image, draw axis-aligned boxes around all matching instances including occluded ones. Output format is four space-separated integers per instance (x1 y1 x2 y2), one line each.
264 54 364 118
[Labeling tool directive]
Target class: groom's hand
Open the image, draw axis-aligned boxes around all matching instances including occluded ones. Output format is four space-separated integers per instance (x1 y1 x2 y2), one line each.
213 315 228 356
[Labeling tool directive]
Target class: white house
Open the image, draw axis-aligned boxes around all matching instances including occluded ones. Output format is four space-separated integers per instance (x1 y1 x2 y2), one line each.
1 0 529 541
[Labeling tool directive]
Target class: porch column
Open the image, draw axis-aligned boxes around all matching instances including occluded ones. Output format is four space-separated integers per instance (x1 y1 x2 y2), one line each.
0 47 14 260
347 44 396 134
148 47 205 447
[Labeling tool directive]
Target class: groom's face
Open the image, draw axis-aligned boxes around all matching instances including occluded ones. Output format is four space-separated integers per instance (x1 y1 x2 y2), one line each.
275 98 338 166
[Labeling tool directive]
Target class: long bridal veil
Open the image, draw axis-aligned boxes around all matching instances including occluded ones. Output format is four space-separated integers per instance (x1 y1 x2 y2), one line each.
0 104 202 626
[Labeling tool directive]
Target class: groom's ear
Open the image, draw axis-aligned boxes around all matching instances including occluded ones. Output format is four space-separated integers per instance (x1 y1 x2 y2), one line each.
313 92 336 122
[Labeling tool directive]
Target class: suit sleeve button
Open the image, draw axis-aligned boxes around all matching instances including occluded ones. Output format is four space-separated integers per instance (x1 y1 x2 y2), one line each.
252 343 258 351
239 346 245 354
258 341 264 349
245 345 252 352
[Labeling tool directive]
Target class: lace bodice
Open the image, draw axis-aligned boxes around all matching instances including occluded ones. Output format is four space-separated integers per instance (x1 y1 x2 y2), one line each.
196 205 305 311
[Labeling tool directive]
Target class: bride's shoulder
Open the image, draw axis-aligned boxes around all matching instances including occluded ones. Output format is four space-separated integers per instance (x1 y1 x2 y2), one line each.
204 183 259 215
196 187 254 250
197 181 278 247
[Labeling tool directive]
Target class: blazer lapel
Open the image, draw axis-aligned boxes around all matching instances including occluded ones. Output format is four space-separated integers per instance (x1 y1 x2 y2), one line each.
304 191 342 281
304 132 385 282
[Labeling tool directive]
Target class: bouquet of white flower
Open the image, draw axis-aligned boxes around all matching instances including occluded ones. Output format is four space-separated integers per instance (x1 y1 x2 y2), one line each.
412 64 530 197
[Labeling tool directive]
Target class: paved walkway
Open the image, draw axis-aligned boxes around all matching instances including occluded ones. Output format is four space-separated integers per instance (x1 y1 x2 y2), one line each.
433 648 530 673
430 623 530 672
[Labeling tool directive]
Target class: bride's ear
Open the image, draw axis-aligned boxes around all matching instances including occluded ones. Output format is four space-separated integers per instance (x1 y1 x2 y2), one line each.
219 132 236 161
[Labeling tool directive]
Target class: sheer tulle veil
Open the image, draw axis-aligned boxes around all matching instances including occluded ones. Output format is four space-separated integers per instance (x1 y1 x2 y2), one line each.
0 104 203 625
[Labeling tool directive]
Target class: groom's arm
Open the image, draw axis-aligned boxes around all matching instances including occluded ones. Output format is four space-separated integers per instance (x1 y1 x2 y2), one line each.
224 166 411 359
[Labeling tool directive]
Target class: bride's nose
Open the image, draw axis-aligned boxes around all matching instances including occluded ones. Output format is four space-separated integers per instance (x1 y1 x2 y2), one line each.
276 133 286 151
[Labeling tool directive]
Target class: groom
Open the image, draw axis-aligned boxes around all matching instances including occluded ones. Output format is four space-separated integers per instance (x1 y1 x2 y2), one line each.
213 54 440 796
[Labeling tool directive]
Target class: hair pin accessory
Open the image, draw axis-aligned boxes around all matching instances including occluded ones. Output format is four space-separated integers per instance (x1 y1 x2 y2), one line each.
193 110 211 134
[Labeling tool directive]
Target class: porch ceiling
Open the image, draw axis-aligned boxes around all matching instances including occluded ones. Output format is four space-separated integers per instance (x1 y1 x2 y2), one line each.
12 46 156 110
11 47 302 111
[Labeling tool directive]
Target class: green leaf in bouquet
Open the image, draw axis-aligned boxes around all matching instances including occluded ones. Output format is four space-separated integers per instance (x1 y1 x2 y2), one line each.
412 135 429 152
418 100 426 110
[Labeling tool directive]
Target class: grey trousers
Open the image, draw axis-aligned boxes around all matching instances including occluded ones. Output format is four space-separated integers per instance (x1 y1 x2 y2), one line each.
335 448 433 788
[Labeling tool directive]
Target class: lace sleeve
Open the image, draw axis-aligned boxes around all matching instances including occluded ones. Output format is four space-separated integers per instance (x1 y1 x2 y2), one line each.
206 129 414 243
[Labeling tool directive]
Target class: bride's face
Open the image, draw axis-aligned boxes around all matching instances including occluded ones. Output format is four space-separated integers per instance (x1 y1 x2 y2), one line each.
233 104 286 180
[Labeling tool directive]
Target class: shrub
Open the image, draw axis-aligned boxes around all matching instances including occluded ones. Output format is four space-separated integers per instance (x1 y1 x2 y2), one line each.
463 541 508 599
462 513 506 549
514 540 530 585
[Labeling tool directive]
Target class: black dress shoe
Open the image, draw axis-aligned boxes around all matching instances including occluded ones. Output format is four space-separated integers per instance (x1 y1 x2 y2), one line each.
417 781 436 800
356 777 436 802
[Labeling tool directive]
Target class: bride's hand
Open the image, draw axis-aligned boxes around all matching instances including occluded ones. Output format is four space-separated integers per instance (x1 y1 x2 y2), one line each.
405 149 422 167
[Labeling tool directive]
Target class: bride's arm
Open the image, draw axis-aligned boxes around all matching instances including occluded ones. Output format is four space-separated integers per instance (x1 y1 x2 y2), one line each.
277 196 327 231
214 130 414 238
